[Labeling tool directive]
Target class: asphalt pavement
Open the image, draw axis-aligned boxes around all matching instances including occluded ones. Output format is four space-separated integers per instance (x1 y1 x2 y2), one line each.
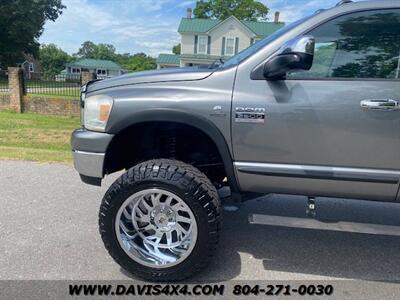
1 160 400 282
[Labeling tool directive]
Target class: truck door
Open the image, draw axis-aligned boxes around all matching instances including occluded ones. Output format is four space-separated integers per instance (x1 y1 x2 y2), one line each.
232 8 400 201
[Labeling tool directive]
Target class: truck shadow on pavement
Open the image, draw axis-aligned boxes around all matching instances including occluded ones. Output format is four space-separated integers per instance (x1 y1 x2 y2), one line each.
199 195 400 282
121 194 400 282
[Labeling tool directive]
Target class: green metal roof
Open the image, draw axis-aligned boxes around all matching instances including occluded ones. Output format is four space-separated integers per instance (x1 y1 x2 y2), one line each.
178 18 220 33
65 59 121 70
178 17 285 36
156 54 180 65
242 20 285 36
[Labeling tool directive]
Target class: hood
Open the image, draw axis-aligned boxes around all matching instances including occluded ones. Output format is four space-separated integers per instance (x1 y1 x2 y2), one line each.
86 67 213 92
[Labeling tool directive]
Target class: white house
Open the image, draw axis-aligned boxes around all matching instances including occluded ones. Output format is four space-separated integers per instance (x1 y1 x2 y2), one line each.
60 58 125 80
157 9 285 69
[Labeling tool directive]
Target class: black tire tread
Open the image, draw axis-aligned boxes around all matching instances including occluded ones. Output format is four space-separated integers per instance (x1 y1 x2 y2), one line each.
99 159 221 281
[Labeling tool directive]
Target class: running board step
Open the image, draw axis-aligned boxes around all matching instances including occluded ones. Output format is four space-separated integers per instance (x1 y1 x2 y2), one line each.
249 214 400 236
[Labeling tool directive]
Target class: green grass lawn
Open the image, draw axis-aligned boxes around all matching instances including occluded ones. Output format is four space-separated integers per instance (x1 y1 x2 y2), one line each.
27 92 80 99
26 79 81 98
0 111 79 163
25 80 80 88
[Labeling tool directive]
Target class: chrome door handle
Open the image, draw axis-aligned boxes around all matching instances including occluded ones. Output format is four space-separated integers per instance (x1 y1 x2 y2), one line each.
360 99 400 111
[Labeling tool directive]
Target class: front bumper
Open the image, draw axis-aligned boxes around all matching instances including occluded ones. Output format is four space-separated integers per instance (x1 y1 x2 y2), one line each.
71 128 114 184
72 150 105 178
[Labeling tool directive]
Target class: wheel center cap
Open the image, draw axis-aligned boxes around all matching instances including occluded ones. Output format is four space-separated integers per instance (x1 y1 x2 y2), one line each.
151 205 176 231
156 214 168 226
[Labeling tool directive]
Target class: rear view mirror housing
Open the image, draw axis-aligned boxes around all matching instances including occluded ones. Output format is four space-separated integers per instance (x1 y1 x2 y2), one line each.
251 35 315 80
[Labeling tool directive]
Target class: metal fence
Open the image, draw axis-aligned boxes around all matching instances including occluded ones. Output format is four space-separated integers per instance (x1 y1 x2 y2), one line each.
96 74 112 80
0 70 8 92
25 73 81 98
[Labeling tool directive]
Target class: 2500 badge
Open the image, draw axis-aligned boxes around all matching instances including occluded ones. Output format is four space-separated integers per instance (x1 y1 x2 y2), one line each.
235 107 266 123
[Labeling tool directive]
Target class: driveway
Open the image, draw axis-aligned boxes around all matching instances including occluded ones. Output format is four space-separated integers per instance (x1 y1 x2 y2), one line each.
1 160 400 281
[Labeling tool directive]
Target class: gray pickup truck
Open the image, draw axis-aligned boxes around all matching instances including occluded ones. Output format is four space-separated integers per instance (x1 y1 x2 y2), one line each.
72 0 400 281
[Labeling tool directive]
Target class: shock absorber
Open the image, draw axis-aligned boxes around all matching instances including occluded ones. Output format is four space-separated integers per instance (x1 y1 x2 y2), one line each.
160 129 177 159
166 135 177 158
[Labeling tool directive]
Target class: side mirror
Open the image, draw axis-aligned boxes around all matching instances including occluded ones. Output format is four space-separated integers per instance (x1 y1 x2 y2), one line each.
251 36 315 80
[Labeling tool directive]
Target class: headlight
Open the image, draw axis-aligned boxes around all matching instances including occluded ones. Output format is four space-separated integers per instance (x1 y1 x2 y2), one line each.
83 95 113 132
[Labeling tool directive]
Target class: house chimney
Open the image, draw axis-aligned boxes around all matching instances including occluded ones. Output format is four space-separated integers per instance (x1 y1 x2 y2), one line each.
274 11 280 23
187 8 192 19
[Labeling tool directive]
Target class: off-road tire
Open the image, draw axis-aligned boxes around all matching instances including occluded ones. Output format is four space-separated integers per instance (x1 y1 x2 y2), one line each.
99 159 221 282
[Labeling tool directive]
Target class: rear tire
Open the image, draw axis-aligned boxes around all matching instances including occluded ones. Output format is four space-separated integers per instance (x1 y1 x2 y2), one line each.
99 159 221 281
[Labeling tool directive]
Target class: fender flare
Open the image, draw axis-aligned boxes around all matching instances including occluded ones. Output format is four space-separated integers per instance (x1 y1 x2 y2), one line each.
106 108 240 193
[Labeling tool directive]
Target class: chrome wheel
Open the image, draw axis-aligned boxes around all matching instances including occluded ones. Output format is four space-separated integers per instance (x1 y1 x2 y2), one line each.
115 188 198 268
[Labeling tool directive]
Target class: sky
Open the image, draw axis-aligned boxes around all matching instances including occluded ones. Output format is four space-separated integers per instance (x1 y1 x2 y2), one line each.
39 0 343 57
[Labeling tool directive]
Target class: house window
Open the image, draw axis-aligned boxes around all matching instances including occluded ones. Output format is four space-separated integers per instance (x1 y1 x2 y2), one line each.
28 63 34 73
197 36 208 54
71 68 81 74
225 37 235 56
97 69 107 75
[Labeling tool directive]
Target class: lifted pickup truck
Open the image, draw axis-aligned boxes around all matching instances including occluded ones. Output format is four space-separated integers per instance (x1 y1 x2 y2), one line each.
72 0 400 281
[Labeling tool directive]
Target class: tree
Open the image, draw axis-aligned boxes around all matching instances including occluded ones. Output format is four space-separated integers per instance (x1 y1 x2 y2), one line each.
75 41 116 60
0 0 65 66
330 12 400 79
193 0 211 19
75 41 157 72
95 44 117 60
39 43 71 76
123 53 156 72
193 0 268 21
76 41 97 59
172 44 181 55
114 53 132 67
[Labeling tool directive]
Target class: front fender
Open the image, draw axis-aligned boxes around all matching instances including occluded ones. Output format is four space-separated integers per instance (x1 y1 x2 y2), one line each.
106 108 239 194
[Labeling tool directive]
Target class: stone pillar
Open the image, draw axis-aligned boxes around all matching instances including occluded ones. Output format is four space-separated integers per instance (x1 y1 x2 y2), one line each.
8 67 24 113
81 71 96 85
274 11 280 23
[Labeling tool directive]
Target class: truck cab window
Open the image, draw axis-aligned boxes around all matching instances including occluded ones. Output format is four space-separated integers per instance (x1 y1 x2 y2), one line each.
289 9 400 79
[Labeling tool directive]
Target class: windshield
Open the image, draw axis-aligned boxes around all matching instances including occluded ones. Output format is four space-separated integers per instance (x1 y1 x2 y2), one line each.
222 15 313 68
